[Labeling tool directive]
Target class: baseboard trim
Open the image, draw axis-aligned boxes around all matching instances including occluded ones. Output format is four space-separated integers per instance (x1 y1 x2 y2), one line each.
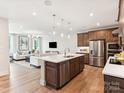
0 70 9 77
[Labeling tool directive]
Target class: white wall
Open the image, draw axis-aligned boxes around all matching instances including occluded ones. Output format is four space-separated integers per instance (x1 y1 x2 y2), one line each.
42 33 78 53
9 34 19 53
0 18 9 76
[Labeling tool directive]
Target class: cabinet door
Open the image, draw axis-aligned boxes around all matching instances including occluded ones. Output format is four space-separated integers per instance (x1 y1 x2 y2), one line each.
83 33 89 46
79 56 84 71
70 58 80 79
77 33 83 46
104 75 124 93
106 30 114 42
88 31 97 40
84 54 89 64
46 66 58 87
106 29 118 42
96 30 106 39
70 60 75 79
60 61 70 87
74 58 80 75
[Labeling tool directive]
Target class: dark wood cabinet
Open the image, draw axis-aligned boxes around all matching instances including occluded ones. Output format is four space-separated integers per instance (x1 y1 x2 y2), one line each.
45 62 59 88
82 33 89 46
88 31 97 40
77 28 119 47
96 30 106 39
77 33 83 46
84 54 89 64
74 58 80 75
70 60 76 79
105 30 118 42
79 56 84 71
77 33 89 46
70 57 80 79
104 75 124 93
89 30 106 40
45 56 84 89
60 61 70 87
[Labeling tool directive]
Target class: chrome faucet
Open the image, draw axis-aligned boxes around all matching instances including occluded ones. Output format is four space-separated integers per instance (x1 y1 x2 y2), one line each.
64 48 70 57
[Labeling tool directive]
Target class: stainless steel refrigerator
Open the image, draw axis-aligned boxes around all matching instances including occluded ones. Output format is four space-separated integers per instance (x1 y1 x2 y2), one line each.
89 40 105 67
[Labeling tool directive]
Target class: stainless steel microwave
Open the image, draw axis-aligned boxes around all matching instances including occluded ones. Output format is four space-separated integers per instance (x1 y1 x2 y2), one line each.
107 42 121 50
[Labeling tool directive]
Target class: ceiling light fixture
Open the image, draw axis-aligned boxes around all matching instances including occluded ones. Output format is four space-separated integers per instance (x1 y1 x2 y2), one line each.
67 34 70 39
68 22 73 31
56 22 61 26
44 0 52 6
60 33 64 38
32 12 37 16
52 14 56 35
96 22 100 26
53 31 56 35
90 13 94 17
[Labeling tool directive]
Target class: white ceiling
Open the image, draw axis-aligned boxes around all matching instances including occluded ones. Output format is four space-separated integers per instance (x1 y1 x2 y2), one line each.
0 0 120 34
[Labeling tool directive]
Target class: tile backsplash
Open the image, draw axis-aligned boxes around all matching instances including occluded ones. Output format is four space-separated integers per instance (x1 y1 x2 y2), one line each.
77 47 89 53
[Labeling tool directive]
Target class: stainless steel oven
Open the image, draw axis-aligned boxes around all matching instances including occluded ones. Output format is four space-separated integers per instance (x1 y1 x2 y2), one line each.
106 42 122 59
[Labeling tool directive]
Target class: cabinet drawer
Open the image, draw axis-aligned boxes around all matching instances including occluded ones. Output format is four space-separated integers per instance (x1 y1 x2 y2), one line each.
104 75 124 90
46 62 58 68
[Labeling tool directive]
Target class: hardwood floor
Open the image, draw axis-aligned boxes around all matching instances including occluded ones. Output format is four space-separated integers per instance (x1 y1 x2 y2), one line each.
0 63 104 93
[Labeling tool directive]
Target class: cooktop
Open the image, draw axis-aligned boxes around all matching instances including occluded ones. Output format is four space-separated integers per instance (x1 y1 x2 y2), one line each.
109 59 123 65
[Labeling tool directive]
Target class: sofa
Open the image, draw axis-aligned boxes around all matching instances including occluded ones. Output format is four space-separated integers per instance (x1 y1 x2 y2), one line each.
30 51 60 67
13 51 29 61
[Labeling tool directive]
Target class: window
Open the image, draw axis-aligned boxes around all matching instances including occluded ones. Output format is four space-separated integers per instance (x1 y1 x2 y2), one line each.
32 37 41 51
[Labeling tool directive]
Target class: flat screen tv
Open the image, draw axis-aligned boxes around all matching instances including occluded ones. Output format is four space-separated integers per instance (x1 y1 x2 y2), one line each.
49 42 57 48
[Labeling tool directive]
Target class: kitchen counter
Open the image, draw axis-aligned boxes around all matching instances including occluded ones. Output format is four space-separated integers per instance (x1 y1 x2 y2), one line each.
39 53 85 89
103 56 124 78
40 53 85 63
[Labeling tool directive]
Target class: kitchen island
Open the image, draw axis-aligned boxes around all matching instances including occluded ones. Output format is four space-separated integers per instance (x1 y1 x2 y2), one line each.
103 57 124 93
40 54 85 89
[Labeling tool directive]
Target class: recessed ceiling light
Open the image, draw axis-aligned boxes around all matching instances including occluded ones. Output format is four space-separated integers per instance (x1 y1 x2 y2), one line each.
90 13 94 17
96 22 100 26
32 12 37 16
69 28 73 31
60 33 64 38
53 31 56 35
67 34 70 39
56 22 61 26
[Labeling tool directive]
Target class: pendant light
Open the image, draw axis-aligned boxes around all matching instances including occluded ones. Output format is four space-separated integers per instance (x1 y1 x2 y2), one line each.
52 14 56 35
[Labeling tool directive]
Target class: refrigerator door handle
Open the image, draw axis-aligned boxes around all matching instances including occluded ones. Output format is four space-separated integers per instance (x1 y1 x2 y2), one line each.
90 50 94 55
90 50 92 54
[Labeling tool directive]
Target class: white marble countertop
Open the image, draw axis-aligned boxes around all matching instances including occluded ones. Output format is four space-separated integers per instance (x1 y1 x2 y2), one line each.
40 53 85 63
103 56 124 78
